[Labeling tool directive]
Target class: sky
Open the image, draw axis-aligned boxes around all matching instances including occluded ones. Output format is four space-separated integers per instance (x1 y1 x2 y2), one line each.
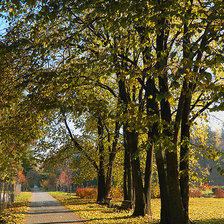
0 18 223 132
209 111 224 131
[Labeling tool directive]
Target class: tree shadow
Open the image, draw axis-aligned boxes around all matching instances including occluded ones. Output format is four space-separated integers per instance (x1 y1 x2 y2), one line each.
84 215 159 224
192 219 224 224
58 198 96 206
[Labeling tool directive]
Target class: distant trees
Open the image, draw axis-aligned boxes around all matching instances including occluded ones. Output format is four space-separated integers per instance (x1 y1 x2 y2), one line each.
192 126 224 185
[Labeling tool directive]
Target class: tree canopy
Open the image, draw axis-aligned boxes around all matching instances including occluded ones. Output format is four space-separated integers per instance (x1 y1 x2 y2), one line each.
0 0 223 223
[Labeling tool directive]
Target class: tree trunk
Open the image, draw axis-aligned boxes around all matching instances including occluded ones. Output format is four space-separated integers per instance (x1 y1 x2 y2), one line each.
127 130 146 216
104 121 120 198
123 125 134 204
97 116 106 203
144 77 160 217
118 77 145 215
154 146 169 224
180 94 192 223
144 142 153 216
166 148 186 224
97 171 106 202
179 11 192 223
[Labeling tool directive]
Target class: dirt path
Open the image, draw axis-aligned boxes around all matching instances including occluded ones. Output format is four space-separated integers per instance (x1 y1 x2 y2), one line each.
25 190 84 224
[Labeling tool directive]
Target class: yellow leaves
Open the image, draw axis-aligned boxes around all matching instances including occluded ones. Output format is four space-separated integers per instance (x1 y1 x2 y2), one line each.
0 192 31 224
189 198 224 222
50 192 224 224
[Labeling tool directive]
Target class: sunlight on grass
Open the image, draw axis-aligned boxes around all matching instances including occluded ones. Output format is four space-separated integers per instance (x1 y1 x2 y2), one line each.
189 198 224 224
0 192 31 224
49 192 224 224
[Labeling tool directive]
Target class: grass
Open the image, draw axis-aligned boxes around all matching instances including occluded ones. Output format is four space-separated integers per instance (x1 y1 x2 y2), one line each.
49 192 224 224
0 192 31 224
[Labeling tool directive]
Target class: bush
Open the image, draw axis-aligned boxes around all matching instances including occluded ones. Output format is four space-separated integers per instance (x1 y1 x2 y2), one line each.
215 188 224 198
212 186 224 193
189 189 202 197
212 187 218 193
199 185 218 191
76 187 97 199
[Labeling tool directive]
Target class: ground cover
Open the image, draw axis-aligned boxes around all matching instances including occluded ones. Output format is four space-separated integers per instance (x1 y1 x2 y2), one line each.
49 192 224 224
0 192 31 224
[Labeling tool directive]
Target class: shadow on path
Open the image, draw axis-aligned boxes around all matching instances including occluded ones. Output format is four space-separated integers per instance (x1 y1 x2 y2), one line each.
25 188 84 224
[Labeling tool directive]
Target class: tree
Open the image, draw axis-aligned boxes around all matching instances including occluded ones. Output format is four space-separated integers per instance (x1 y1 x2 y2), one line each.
3 0 224 222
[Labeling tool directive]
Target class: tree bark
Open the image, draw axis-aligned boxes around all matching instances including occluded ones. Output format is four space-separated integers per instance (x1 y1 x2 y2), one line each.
144 76 160 217
155 147 169 224
118 77 146 215
144 142 153 215
155 13 187 223
123 125 134 204
180 94 192 222
127 130 146 216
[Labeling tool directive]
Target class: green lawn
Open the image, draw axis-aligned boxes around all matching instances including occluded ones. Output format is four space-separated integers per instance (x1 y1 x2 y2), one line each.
49 192 224 224
0 192 31 224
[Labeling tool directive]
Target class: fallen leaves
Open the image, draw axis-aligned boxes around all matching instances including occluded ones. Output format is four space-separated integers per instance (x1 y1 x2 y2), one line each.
0 192 31 224
49 192 224 224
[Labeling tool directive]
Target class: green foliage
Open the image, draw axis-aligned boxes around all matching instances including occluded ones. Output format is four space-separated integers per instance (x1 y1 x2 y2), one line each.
191 126 224 185
1 0 224 220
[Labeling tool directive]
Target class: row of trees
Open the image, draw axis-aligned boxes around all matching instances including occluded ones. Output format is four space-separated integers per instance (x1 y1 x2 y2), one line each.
0 18 42 208
1 0 224 224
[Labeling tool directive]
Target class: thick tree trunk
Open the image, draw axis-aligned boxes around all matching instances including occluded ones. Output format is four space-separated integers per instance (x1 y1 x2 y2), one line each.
105 165 112 199
97 171 106 202
118 77 146 215
159 82 186 223
127 130 146 216
144 77 160 217
166 149 186 224
180 95 191 222
123 125 134 203
154 13 187 221
155 151 169 224
179 11 192 223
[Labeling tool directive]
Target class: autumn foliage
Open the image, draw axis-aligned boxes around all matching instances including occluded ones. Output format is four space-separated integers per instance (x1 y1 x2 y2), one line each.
76 188 97 199
109 188 123 198
189 189 203 198
17 170 26 183
215 188 224 198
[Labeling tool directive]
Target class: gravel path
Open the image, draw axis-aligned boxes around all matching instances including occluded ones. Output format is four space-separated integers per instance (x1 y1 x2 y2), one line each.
25 190 84 224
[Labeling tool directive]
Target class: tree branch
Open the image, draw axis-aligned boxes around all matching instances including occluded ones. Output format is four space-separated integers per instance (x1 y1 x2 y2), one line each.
190 101 213 123
63 116 99 171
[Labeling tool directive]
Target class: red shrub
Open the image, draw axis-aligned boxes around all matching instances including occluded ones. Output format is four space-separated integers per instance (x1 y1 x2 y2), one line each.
199 185 218 191
76 187 97 199
215 188 224 198
189 189 202 197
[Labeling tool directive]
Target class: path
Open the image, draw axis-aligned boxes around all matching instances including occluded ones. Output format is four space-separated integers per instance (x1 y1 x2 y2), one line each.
25 189 84 224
